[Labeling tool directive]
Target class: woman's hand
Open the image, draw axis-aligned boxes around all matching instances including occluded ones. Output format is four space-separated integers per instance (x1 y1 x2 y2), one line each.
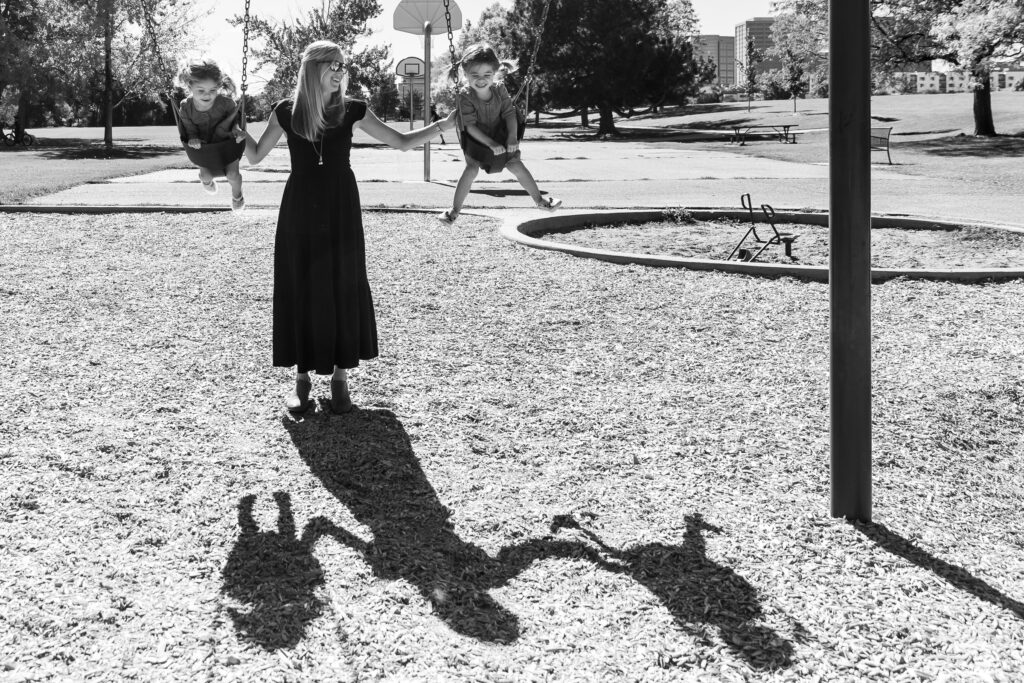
188 137 202 149
440 110 457 131
232 125 246 143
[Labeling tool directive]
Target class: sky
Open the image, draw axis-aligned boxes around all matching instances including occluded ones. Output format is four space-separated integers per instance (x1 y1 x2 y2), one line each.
196 0 772 93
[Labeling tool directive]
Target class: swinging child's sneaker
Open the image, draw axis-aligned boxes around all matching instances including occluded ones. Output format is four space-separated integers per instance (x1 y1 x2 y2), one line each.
536 196 562 212
231 194 246 213
200 175 218 195
437 209 458 225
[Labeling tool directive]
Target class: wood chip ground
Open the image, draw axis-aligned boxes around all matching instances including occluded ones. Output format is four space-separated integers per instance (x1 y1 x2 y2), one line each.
1 211 1022 682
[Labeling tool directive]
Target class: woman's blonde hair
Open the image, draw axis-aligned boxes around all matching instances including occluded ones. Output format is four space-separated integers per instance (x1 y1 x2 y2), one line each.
292 40 348 141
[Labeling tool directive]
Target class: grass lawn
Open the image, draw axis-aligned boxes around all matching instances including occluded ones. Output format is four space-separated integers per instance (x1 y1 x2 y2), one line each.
2 210 1022 681
538 92 1024 194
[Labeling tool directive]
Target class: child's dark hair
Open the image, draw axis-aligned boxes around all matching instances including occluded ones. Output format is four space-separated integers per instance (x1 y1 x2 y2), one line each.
180 59 225 88
447 42 517 83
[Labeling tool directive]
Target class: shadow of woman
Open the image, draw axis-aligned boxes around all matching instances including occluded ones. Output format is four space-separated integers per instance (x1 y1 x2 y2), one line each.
271 408 793 669
283 408 523 643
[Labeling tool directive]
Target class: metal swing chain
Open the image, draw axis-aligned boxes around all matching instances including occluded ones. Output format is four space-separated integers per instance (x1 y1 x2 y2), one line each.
141 0 171 89
238 0 251 128
441 0 462 144
513 0 552 105
443 0 457 68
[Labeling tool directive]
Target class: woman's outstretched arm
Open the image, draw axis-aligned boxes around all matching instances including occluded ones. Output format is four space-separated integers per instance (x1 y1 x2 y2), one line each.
245 111 284 164
355 106 456 152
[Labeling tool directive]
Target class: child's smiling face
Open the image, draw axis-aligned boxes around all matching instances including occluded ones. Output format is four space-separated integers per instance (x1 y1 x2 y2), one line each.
188 78 219 110
465 63 496 93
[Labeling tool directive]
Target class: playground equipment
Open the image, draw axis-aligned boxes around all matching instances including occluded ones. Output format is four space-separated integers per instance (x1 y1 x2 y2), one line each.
728 194 797 262
142 0 251 178
442 0 552 173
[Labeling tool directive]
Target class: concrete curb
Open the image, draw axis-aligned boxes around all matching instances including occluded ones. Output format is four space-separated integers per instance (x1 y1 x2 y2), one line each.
499 209 1024 283
0 205 444 215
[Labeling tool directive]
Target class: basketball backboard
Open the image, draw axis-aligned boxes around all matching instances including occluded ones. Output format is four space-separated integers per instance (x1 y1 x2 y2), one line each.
396 56 425 76
393 0 461 35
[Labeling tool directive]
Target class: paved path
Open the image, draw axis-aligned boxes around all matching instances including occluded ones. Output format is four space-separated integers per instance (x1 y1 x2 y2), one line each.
23 138 1024 227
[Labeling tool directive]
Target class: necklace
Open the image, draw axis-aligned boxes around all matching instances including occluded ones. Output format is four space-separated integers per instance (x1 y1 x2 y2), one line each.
311 136 324 166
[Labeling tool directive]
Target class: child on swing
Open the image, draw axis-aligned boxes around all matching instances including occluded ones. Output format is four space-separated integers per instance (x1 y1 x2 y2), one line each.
178 59 247 211
439 43 561 225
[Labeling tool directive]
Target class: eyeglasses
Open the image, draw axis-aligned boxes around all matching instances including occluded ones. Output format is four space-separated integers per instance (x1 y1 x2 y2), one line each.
322 60 344 72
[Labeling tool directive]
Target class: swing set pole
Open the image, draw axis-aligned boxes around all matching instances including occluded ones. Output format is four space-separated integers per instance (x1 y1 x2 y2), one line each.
424 21 432 182
829 0 872 522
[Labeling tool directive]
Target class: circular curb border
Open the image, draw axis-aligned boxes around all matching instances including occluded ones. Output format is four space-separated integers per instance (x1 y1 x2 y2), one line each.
0 204 442 215
500 208 1024 283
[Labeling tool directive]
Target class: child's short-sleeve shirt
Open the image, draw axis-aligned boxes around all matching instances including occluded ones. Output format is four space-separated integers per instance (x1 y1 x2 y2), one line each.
178 94 237 143
457 84 515 139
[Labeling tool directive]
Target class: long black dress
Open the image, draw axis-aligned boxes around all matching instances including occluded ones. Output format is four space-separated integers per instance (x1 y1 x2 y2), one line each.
272 99 379 374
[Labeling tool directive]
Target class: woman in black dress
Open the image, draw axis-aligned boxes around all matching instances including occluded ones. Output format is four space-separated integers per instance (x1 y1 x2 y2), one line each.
245 41 455 413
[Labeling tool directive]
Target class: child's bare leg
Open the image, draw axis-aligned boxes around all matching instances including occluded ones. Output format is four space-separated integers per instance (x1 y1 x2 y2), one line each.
504 158 542 203
451 159 481 215
225 161 243 199
198 167 214 184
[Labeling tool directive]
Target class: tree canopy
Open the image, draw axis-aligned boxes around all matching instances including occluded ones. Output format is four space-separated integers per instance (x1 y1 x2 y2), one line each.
770 0 1024 134
505 0 703 135
231 0 386 112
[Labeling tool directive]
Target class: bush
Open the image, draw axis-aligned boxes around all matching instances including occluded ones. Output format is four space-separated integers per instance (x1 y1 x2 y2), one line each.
756 71 792 101
696 85 722 104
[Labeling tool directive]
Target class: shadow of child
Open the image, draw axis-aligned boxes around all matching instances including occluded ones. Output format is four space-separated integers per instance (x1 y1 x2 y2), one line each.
221 492 329 650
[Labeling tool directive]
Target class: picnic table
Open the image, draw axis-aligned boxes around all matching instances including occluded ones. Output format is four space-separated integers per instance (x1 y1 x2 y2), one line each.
730 124 798 145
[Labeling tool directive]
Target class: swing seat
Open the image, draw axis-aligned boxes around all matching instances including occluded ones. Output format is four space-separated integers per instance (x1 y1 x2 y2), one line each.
173 104 246 178
460 110 526 174
180 138 246 178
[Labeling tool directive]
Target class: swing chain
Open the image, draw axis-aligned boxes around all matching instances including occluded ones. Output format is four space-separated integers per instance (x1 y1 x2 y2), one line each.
513 0 552 104
240 0 250 96
442 0 457 73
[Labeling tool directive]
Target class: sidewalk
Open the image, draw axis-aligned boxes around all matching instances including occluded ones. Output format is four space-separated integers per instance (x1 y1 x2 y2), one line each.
23 138 1024 228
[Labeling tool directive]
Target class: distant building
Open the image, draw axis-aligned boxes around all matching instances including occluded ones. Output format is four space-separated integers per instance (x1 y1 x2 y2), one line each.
694 35 736 87
895 70 1023 93
734 17 780 83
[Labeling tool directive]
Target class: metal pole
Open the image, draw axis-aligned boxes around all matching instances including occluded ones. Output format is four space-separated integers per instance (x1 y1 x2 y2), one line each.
829 0 872 521
423 22 431 182
409 84 414 131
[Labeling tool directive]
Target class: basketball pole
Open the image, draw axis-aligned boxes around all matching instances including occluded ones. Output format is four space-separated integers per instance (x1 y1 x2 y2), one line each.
423 21 432 182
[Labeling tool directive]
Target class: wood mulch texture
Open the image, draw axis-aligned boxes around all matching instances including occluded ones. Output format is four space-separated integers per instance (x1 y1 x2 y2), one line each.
1 211 1022 682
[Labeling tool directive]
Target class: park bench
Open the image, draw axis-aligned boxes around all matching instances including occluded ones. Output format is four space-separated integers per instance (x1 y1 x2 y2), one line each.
730 123 798 145
870 126 893 164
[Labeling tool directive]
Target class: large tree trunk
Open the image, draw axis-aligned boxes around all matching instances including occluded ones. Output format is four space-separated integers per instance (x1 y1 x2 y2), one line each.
580 107 589 127
596 104 617 136
972 68 996 136
103 0 114 152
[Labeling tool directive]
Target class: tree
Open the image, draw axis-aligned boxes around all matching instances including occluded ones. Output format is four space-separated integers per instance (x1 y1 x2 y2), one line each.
780 49 807 111
509 0 703 136
740 34 762 111
231 0 384 106
769 1 827 102
1 0 199 146
928 2 1024 135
